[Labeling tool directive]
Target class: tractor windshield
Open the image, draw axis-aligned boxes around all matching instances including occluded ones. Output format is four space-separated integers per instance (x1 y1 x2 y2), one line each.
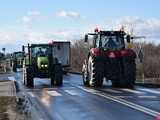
31 46 50 57
15 52 23 59
101 35 124 50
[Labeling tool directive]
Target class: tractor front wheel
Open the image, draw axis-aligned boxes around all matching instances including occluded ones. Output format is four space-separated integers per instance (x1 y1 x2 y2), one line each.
54 64 63 86
122 58 136 88
88 56 104 87
12 62 17 72
82 60 89 87
24 67 34 88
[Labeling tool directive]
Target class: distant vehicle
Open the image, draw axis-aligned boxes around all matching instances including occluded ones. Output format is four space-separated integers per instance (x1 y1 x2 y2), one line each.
10 52 24 72
82 28 137 88
22 41 70 87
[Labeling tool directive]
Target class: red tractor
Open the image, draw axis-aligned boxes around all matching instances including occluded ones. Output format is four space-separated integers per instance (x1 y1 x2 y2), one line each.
82 29 136 88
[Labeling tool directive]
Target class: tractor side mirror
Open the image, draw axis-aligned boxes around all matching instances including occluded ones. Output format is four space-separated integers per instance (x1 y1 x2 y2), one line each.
84 34 88 42
126 35 131 43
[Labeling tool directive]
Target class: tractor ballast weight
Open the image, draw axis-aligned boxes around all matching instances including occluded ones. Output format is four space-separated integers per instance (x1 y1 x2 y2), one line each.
82 29 137 88
22 42 70 88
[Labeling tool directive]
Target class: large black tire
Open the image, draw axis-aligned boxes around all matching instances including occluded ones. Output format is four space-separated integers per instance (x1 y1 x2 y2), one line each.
82 61 89 87
122 58 136 88
88 56 104 87
112 80 121 88
51 75 54 86
54 64 63 86
24 67 34 88
12 62 17 72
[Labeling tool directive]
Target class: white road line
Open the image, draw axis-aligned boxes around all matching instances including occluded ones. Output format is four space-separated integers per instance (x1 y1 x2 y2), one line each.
139 88 160 94
80 87 99 93
138 96 157 99
78 86 160 117
28 92 36 98
102 89 123 94
8 76 16 81
47 91 62 96
64 90 81 96
116 96 133 98
120 89 145 94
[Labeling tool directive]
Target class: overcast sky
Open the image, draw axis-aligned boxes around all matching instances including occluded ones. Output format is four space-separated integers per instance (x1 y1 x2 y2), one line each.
0 0 160 52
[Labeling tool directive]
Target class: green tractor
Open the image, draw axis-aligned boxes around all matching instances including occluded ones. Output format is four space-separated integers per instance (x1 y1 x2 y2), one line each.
22 43 64 87
10 52 24 72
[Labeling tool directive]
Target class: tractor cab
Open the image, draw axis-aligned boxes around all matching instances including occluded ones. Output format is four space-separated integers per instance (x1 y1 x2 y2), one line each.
85 30 132 51
31 45 50 57
95 31 126 51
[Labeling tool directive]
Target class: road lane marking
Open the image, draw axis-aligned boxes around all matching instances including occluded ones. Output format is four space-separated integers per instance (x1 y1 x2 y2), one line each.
116 96 133 98
28 92 36 98
81 88 99 93
8 76 16 81
64 90 81 96
138 96 157 99
47 90 62 96
101 89 123 94
116 95 157 99
120 89 145 94
139 88 160 94
78 86 160 117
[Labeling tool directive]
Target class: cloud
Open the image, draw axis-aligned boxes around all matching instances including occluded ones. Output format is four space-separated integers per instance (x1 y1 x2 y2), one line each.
107 16 160 36
0 32 19 45
27 11 40 16
21 10 41 28
56 10 85 19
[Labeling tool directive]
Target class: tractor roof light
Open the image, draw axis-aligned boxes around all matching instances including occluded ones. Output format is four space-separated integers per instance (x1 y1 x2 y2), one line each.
94 27 100 33
48 40 55 45
119 25 124 31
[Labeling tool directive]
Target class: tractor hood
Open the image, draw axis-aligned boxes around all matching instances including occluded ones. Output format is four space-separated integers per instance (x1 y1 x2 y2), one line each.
37 56 49 69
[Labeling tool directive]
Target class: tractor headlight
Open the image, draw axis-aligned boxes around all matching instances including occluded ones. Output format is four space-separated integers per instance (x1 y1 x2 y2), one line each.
44 64 48 67
41 65 44 67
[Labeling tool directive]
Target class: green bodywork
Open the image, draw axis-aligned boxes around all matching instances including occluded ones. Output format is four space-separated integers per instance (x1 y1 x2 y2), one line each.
37 56 49 70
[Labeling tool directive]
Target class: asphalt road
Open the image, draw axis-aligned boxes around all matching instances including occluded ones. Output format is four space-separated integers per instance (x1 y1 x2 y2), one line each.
1 72 160 120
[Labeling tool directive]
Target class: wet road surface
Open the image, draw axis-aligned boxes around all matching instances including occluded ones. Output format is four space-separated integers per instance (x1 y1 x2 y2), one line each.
1 72 160 120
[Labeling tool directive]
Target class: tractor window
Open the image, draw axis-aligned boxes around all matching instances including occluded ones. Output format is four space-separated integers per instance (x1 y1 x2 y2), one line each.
95 35 101 48
101 35 124 50
15 52 23 59
31 46 50 57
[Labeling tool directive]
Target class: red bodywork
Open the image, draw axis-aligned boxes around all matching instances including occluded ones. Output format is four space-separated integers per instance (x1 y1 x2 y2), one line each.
90 48 136 58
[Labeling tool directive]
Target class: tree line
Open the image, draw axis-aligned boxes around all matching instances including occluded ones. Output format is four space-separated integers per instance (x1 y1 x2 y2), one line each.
71 39 160 79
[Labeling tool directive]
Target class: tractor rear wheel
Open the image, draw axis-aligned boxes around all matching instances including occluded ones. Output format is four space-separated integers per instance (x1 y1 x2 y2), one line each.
88 56 104 87
122 58 136 88
112 80 121 88
82 61 89 86
51 76 54 86
24 67 34 88
54 64 63 86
